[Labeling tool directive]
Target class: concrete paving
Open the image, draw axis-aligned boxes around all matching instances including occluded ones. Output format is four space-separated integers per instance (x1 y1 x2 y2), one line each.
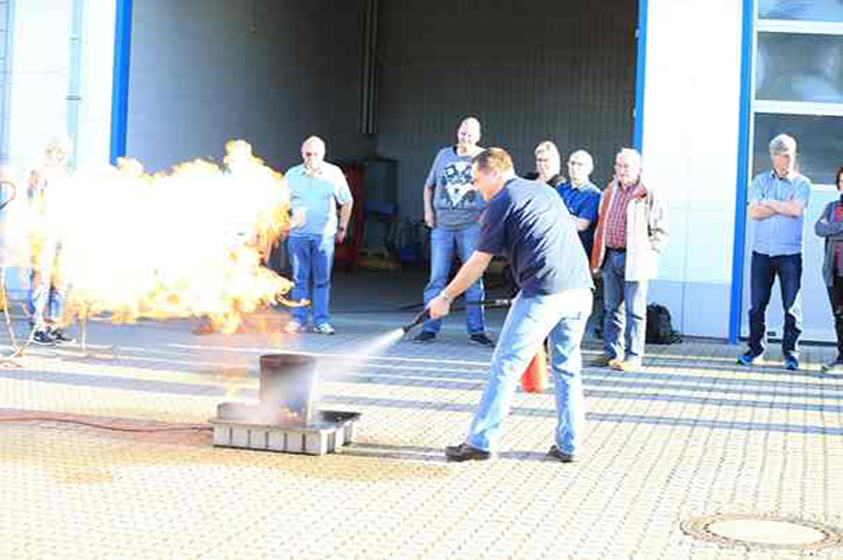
0 268 841 559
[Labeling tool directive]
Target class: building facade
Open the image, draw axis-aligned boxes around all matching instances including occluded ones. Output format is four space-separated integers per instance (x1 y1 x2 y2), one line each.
0 0 837 343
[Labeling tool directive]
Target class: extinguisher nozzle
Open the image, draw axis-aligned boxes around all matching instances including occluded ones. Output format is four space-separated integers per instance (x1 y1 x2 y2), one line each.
402 309 430 334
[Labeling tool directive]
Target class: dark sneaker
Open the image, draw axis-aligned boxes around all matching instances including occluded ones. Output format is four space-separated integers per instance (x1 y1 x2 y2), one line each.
784 354 800 371
413 331 436 344
445 443 491 462
32 329 56 346
821 359 843 374
590 355 623 368
737 351 763 366
49 328 75 345
547 444 575 463
469 333 495 347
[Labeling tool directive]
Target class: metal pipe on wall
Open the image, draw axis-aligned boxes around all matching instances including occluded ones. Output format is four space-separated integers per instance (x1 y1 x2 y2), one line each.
67 0 85 170
360 0 378 135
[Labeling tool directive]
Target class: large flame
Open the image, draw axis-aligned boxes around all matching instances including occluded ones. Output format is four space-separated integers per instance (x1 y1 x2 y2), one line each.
3 140 292 334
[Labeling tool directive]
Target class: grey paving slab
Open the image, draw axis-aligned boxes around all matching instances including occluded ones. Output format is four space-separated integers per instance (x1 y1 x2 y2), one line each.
0 269 841 559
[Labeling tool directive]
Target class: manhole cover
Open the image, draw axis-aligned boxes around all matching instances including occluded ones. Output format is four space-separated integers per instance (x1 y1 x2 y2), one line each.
682 513 843 552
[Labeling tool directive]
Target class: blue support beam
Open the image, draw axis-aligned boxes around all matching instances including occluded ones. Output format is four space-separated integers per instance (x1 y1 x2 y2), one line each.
110 0 132 164
728 0 755 344
632 0 648 151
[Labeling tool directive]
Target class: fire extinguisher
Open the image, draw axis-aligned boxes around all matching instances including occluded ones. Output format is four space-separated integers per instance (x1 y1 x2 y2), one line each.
521 343 548 393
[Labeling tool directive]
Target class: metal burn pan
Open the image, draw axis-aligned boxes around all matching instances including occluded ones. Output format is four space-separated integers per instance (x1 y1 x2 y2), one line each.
211 402 361 456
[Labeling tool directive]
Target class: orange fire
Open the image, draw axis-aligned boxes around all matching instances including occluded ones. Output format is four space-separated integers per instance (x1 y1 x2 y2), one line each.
7 140 293 334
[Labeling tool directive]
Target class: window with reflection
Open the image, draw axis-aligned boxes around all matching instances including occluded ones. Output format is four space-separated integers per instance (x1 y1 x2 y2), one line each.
759 0 843 22
756 33 843 103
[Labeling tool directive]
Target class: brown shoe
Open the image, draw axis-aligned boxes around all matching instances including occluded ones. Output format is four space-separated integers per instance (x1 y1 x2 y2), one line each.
611 359 643 372
591 355 623 368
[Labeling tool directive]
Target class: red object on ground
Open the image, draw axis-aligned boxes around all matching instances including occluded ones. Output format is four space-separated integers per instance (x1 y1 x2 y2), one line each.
521 344 548 393
334 164 365 271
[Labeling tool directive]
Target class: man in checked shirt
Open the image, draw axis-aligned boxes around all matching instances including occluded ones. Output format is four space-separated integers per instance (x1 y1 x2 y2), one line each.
590 148 669 371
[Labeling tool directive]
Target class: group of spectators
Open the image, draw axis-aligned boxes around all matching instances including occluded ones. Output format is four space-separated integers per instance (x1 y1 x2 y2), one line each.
411 116 668 375
13 120 841 463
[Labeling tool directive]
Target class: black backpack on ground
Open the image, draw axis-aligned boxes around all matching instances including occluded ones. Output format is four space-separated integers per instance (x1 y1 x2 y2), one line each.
646 304 682 344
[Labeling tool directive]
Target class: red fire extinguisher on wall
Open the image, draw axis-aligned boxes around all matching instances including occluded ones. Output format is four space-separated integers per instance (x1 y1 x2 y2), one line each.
521 343 548 393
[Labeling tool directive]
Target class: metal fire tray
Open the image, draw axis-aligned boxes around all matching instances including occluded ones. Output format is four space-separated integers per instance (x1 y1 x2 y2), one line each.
210 404 361 456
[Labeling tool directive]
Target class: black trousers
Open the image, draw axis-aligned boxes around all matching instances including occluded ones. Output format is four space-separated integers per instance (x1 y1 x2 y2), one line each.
828 276 843 360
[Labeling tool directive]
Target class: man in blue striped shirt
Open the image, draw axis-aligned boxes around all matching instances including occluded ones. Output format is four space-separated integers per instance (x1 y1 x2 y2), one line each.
739 134 811 371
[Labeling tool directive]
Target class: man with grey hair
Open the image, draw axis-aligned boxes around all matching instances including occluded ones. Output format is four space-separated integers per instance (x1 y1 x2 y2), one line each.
284 135 353 335
739 133 811 370
590 148 668 371
416 116 493 346
556 149 603 335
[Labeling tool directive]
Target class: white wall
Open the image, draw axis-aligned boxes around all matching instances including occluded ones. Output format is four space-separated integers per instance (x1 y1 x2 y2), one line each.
641 0 744 338
7 0 73 172
76 0 116 168
3 0 116 292
8 0 114 172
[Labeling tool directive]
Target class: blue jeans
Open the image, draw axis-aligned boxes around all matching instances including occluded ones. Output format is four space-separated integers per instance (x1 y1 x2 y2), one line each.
601 249 647 361
422 223 485 334
747 251 802 357
30 239 67 330
466 289 591 454
288 234 335 326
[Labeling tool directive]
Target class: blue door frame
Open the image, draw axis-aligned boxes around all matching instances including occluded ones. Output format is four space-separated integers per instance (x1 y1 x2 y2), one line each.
110 0 132 165
632 0 647 151
728 0 755 343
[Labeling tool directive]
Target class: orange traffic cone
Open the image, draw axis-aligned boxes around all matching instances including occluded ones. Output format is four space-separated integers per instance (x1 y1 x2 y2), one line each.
521 343 548 393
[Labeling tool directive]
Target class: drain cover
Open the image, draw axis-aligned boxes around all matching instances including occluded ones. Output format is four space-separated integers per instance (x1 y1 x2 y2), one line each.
682 513 843 552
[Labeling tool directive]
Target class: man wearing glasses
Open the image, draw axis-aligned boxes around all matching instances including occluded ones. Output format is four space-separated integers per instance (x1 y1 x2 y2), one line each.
590 148 669 371
284 136 353 335
556 150 602 334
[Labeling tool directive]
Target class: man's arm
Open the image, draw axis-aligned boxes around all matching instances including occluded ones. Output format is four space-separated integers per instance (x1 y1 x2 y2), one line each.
428 251 494 318
761 198 806 218
748 202 777 220
423 184 435 228
573 217 591 232
336 201 353 243
816 202 843 238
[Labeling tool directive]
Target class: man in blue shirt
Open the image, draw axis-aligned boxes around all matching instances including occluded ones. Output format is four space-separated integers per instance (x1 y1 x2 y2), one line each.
557 150 603 337
284 136 353 335
739 134 811 370
428 148 593 463
556 150 601 258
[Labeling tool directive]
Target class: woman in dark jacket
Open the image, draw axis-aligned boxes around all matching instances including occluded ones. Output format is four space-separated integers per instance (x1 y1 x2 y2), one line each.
815 165 843 373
